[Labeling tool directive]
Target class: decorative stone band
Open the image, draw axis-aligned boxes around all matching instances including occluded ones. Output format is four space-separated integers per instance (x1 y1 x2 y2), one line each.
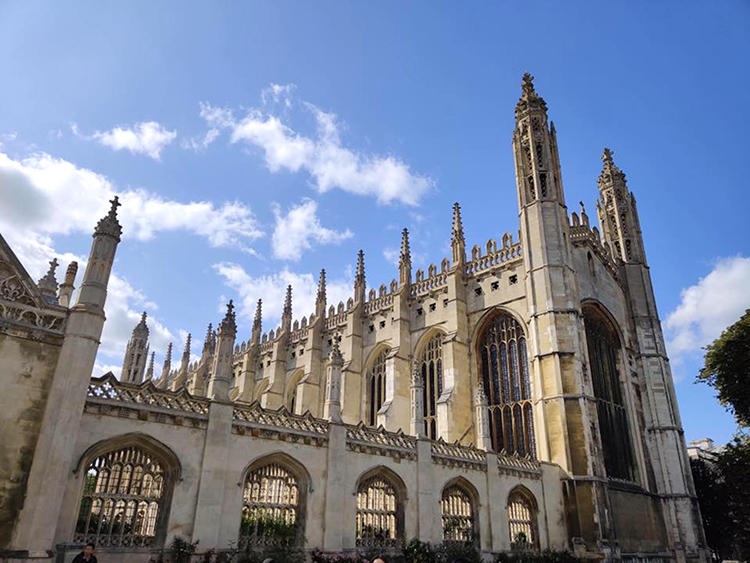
496 451 542 478
0 300 66 339
346 421 418 460
431 438 487 471
87 373 210 415
363 293 394 315
232 402 329 438
323 310 348 330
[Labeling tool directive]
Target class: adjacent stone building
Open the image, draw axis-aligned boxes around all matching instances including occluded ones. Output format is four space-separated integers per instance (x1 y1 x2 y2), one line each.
0 76 707 563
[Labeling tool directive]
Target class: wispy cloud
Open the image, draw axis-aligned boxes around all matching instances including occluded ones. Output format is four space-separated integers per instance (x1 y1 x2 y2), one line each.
74 121 177 161
196 84 434 205
272 198 353 261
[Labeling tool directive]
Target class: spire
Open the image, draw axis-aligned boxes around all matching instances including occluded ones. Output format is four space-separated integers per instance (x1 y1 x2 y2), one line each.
145 351 155 380
37 258 59 302
161 342 173 380
182 334 192 363
354 250 366 303
95 196 123 241
218 300 237 338
133 311 149 336
399 228 412 286
202 323 214 355
281 285 292 332
451 202 466 267
317 269 327 303
515 72 547 118
252 299 262 343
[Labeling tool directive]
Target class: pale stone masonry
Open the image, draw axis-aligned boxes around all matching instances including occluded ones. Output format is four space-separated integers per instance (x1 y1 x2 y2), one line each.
0 76 706 563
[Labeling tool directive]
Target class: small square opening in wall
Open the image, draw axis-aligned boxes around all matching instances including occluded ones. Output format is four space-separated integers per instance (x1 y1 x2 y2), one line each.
475 287 483 296
429 303 436 312
443 299 449 307
491 281 499 291
416 308 424 316
291 351 296 358
379 320 386 328
509 275 518 285
328 339 333 346
369 324 374 332
299 349 304 356
266 360 271 367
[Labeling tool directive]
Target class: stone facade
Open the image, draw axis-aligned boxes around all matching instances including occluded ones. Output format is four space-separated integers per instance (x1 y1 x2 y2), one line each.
0 77 707 563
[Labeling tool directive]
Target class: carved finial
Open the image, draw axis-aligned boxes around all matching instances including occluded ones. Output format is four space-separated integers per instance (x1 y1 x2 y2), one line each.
400 228 411 262
132 311 149 337
283 285 292 319
602 147 614 168
399 228 412 286
318 269 327 303
328 338 344 366
516 73 547 117
202 323 214 353
38 258 60 300
95 195 123 240
598 146 627 188
182 333 192 360
253 299 262 332
146 351 155 380
451 202 466 266
356 250 366 286
521 73 535 96
218 300 237 337
161 342 173 379
579 201 586 215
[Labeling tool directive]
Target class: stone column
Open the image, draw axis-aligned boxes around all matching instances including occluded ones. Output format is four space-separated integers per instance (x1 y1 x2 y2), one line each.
475 382 491 451
410 365 425 438
323 341 343 423
322 423 347 550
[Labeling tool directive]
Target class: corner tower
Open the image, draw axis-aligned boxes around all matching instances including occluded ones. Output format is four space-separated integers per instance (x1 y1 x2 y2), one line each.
121 312 150 383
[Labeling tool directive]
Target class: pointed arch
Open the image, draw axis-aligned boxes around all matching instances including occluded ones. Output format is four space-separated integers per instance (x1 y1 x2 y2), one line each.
475 309 536 457
72 433 180 549
239 452 310 548
507 485 538 550
354 466 406 548
440 476 479 544
413 329 446 440
364 345 391 426
581 301 635 481
285 369 305 414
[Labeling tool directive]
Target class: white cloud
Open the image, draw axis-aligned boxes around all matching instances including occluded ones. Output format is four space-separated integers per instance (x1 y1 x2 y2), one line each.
0 149 264 374
90 121 177 161
665 256 750 372
272 198 353 261
197 85 433 205
0 151 263 251
213 263 353 331
383 247 400 268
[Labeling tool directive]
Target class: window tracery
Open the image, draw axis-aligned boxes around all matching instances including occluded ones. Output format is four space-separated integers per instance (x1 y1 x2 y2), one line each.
583 308 636 481
478 314 536 457
241 462 301 547
367 349 388 426
356 475 401 548
74 446 167 547
508 489 537 550
417 334 443 439
441 484 476 544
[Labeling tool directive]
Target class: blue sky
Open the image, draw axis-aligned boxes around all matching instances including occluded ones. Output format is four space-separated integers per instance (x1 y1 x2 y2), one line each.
1 2 748 445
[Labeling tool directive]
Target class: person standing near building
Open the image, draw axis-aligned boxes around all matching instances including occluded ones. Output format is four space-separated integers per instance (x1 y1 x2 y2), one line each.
71 542 97 563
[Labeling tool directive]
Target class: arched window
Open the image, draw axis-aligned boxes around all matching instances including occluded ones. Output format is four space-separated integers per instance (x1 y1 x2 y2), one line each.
441 483 476 544
417 333 443 439
367 349 388 426
477 313 536 457
241 462 302 547
74 445 171 547
356 474 402 548
508 488 537 550
583 307 635 481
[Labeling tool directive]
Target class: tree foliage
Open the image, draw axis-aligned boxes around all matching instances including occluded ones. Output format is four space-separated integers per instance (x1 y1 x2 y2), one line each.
698 309 750 426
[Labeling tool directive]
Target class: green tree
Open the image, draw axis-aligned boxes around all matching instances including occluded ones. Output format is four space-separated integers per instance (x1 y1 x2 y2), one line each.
689 456 732 560
698 309 750 426
714 434 750 559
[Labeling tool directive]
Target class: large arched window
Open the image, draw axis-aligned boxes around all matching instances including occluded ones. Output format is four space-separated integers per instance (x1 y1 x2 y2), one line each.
441 482 477 544
367 349 388 426
417 333 443 439
356 472 403 548
241 461 302 547
583 307 635 481
507 488 538 550
477 313 536 457
74 443 174 548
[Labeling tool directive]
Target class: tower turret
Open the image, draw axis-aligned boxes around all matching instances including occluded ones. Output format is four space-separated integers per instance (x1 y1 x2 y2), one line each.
77 196 122 308
317 269 327 317
596 148 646 264
58 261 78 308
121 311 150 383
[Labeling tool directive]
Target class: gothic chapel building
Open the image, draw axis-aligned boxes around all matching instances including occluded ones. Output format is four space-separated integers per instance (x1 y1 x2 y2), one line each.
0 76 706 563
